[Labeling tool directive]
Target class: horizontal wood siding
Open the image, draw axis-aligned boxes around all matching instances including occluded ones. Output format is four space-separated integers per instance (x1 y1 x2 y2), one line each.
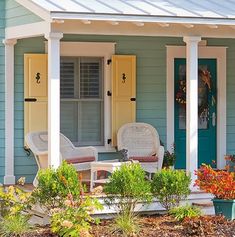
0 1 5 183
62 35 184 148
5 0 42 27
205 38 235 156
14 37 45 183
14 35 235 182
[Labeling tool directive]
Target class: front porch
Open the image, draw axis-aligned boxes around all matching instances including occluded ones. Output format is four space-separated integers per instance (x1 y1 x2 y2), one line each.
3 0 235 187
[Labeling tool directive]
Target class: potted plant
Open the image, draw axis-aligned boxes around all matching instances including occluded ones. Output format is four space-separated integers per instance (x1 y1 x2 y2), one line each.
163 145 176 169
195 164 235 220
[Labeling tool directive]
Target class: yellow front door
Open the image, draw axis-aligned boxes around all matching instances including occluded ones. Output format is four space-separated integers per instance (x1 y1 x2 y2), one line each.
24 54 48 139
112 55 136 146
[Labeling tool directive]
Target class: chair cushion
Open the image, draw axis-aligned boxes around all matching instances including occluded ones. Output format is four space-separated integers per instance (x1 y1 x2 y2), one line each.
130 156 158 163
66 156 96 164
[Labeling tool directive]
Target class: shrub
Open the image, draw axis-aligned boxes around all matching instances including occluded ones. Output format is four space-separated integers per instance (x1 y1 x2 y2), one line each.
104 163 152 236
32 161 82 210
32 161 103 237
0 214 31 237
51 193 102 237
0 185 31 217
151 169 191 210
169 204 202 221
195 164 235 199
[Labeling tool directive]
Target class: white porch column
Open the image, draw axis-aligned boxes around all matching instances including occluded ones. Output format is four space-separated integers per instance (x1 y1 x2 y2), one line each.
183 36 201 190
45 32 63 169
3 39 17 185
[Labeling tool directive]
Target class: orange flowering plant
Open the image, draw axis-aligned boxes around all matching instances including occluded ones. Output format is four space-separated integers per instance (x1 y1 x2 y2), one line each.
195 164 235 200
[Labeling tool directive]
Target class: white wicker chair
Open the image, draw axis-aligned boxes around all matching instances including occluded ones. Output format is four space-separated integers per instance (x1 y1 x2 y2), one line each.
117 123 164 174
25 131 98 186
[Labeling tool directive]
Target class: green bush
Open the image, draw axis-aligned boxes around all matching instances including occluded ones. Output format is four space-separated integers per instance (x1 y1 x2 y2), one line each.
169 204 202 221
0 186 31 217
104 163 152 236
32 161 103 237
151 169 191 211
32 161 81 210
51 194 102 237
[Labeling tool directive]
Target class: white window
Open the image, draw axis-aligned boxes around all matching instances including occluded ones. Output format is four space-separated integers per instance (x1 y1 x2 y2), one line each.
57 42 115 151
60 57 104 146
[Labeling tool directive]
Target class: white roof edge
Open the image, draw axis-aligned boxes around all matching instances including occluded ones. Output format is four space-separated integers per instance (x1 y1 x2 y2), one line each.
50 13 235 26
15 0 51 22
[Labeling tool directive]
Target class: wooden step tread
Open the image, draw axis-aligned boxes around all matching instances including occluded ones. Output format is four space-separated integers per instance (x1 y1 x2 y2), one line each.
192 201 213 207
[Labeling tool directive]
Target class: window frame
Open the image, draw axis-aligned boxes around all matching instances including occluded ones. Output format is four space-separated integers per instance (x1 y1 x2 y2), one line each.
46 41 116 152
60 56 104 146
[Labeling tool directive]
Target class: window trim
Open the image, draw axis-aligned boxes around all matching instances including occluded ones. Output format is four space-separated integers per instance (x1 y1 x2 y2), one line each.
46 41 116 152
60 56 104 146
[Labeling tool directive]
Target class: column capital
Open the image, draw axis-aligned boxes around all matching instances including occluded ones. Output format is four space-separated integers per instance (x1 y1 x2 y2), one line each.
44 32 63 40
2 39 17 46
183 36 201 44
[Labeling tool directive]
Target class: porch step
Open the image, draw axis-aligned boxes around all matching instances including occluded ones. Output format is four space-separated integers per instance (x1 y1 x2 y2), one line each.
192 201 213 207
192 201 215 216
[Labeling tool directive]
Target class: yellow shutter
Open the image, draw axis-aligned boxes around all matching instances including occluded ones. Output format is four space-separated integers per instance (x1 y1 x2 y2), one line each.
24 54 48 140
112 55 136 146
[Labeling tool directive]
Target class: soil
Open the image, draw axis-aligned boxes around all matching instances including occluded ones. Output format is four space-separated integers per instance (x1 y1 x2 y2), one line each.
22 215 235 237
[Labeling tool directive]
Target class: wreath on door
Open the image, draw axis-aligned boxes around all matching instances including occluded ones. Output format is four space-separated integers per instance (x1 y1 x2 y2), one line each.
175 69 212 118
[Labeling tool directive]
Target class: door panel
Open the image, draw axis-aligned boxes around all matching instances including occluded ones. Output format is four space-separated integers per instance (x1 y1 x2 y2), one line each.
174 59 217 169
112 55 136 146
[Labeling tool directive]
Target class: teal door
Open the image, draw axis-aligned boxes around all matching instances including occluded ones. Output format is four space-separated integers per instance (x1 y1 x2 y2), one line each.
174 59 217 169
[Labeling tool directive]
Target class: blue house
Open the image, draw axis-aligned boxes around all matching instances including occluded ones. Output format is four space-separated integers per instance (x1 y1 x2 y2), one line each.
1 0 235 187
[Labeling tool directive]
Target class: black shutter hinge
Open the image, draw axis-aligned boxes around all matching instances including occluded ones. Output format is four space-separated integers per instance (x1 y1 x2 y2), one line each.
107 91 112 96
107 139 112 144
107 59 112 65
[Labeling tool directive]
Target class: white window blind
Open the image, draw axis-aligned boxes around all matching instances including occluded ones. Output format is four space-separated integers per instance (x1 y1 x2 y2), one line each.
60 57 104 146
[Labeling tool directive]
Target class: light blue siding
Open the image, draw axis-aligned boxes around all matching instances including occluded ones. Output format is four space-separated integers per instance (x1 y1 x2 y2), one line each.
0 0 5 183
13 35 235 183
14 37 45 182
205 38 235 155
5 0 42 27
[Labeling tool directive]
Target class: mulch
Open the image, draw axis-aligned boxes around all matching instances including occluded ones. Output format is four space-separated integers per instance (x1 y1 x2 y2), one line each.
91 215 235 237
21 215 235 237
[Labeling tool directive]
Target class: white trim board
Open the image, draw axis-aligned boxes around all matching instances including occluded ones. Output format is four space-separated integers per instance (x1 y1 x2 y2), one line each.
45 42 116 152
51 20 235 38
5 22 50 40
166 45 227 169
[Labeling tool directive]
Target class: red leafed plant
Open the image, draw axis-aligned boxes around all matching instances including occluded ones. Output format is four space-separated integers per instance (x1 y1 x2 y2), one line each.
195 164 235 200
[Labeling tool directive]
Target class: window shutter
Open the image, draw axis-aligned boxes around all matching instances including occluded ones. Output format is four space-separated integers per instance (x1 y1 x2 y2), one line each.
111 55 136 146
24 54 48 142
60 59 76 98
80 58 102 99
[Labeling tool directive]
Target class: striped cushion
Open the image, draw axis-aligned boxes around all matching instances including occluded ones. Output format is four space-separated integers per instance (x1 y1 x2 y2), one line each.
66 156 95 164
130 156 158 163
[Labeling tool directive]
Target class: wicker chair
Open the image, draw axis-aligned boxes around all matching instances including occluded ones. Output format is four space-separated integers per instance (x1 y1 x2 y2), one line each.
25 131 98 186
117 123 164 174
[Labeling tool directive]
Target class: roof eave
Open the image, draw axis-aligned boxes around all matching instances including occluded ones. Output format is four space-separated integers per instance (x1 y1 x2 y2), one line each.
50 12 235 26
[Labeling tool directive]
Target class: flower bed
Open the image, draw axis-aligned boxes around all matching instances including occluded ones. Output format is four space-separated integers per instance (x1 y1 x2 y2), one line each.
19 215 235 237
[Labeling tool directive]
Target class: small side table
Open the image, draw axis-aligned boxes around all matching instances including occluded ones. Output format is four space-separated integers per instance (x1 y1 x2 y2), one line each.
90 159 138 191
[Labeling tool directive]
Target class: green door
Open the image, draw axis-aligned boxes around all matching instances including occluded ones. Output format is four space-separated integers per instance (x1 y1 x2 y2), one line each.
174 59 217 169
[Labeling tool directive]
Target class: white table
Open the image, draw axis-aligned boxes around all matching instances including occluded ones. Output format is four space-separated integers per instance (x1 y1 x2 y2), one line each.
90 159 138 191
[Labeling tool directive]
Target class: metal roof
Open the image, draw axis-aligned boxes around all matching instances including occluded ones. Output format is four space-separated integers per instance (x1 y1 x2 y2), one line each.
30 0 235 19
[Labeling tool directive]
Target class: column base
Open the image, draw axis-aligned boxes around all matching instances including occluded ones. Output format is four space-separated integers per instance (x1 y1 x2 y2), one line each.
4 175 15 185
